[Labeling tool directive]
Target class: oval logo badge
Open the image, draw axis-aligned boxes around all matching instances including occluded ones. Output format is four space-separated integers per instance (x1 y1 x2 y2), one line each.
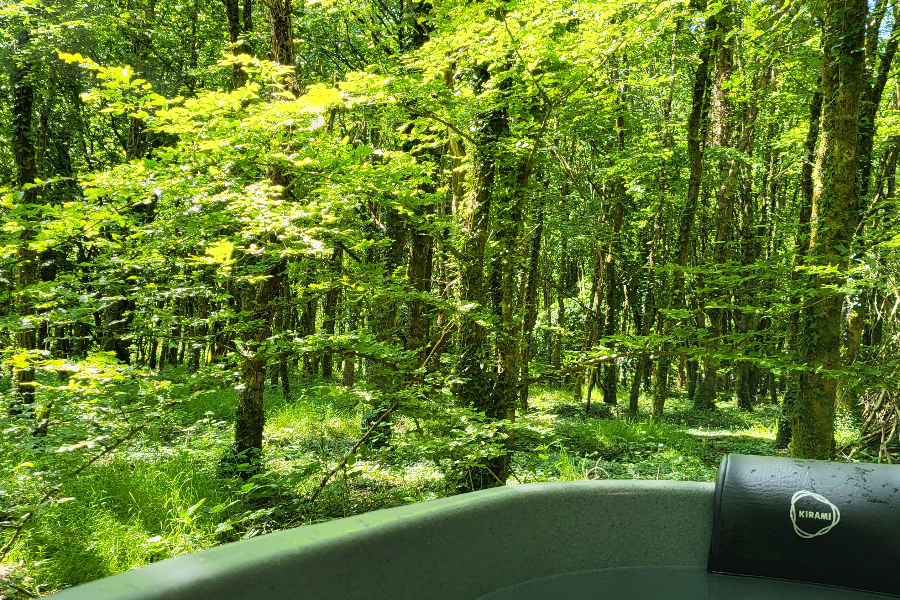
790 490 840 539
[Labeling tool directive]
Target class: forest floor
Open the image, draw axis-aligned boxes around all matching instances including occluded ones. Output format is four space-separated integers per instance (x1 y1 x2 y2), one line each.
1 378 862 598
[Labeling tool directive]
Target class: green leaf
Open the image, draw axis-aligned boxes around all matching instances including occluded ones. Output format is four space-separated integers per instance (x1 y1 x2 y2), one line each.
300 84 341 112
214 522 233 534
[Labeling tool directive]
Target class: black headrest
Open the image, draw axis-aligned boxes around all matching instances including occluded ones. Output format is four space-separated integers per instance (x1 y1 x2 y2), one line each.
708 454 900 596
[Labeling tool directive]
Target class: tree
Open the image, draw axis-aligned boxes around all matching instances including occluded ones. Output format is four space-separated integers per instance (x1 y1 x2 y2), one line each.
4 0 900 524
9 24 39 415
233 255 286 466
791 0 867 459
653 7 717 418
223 0 253 88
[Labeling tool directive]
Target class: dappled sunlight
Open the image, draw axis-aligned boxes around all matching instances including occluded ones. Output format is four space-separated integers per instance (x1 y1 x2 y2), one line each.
0 0 889 595
509 385 785 484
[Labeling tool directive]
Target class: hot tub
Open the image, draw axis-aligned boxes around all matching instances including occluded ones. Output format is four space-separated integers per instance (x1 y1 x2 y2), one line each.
47 479 885 599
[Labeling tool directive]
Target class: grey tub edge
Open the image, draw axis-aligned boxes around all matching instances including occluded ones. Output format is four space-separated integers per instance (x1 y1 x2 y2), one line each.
48 480 715 600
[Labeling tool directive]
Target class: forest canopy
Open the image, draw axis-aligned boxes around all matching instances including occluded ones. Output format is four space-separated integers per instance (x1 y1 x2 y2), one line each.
1 0 899 595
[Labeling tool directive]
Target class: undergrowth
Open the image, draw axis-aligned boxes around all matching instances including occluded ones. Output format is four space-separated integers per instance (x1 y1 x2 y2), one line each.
0 377 862 597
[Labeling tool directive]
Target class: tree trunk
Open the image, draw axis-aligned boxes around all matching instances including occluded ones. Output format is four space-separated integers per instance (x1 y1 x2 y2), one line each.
486 160 528 488
696 6 735 411
263 0 296 90
631 22 678 416
457 76 507 487
654 10 717 417
408 217 433 364
732 66 767 411
223 0 253 88
553 283 565 372
342 310 357 388
858 0 898 204
10 26 39 416
126 0 156 161
101 295 135 364
300 273 318 381
407 141 436 364
459 56 545 489
234 258 287 470
455 65 498 415
603 60 629 406
791 0 866 459
776 87 823 448
189 274 209 373
839 4 899 412
519 199 543 412
279 282 291 400
576 253 602 404
321 247 342 379
364 202 405 445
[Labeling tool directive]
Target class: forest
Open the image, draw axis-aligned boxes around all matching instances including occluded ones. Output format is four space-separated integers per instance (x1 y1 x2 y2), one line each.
0 0 898 595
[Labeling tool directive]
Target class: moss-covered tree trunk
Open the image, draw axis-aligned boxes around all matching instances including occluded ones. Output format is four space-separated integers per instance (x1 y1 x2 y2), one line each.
234 258 287 468
10 26 39 415
456 64 503 489
486 166 525 488
126 0 155 161
342 310 357 389
775 87 822 449
791 0 866 459
653 10 717 417
101 293 135 363
729 64 766 411
839 5 899 412
263 0 296 90
455 65 499 419
695 5 734 411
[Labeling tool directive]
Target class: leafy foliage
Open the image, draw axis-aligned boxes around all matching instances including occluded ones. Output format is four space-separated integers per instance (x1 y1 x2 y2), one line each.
1 0 899 595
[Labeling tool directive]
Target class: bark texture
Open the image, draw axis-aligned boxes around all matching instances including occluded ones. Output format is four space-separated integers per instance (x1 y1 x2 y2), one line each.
653 11 717 417
791 0 866 459
695 7 734 411
234 258 287 468
776 87 823 448
10 26 39 414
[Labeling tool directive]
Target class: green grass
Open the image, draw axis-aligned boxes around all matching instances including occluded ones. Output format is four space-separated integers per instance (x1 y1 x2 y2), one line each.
0 378 865 597
512 384 792 484
13 452 232 593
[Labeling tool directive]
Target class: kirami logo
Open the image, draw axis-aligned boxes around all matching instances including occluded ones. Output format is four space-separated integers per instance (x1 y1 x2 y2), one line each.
795 510 832 520
789 490 840 539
